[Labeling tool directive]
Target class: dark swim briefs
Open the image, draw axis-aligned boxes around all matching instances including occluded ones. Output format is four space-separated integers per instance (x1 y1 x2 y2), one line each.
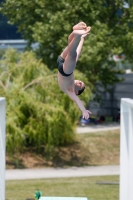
57 56 73 77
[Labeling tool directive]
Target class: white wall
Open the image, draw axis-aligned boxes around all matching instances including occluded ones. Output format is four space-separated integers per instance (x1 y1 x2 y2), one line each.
120 98 133 200
0 97 6 200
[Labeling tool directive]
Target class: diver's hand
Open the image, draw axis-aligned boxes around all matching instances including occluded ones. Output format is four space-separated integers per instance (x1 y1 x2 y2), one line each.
82 109 92 120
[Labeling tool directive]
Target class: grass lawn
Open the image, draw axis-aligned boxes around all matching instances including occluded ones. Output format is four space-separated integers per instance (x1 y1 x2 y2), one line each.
6 175 119 200
77 129 120 166
6 129 120 200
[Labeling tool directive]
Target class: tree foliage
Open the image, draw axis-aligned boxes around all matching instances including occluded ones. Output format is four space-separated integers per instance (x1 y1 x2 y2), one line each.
0 49 92 157
0 0 133 89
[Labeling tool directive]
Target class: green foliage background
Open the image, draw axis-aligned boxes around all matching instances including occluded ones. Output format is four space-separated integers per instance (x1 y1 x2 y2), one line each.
1 0 133 88
0 49 92 156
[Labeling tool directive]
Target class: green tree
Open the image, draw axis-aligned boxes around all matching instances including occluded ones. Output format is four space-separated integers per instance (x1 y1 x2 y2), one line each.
0 0 133 89
0 49 92 159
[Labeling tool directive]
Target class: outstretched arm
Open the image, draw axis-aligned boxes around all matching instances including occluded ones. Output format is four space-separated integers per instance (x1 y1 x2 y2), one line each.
67 91 91 119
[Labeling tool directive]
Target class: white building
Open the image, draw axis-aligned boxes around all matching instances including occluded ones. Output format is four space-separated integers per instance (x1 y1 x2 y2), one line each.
0 40 39 52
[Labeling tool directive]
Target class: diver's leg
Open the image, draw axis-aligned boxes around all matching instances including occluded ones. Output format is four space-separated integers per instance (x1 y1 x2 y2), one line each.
63 27 90 74
60 22 87 59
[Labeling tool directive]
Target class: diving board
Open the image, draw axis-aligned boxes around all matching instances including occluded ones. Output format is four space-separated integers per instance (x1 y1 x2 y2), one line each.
40 197 88 200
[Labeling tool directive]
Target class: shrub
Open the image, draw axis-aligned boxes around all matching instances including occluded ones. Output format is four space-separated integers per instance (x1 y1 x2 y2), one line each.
0 49 92 158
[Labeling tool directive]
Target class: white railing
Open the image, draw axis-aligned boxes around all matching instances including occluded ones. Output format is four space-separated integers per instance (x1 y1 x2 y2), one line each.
0 97 6 200
120 98 133 200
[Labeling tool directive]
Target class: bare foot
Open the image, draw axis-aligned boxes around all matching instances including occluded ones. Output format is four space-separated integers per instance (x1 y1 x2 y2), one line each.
73 22 87 30
73 26 91 36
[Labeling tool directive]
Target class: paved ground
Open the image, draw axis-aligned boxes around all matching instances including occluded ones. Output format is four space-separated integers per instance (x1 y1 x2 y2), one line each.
6 165 120 180
76 122 120 134
6 123 120 181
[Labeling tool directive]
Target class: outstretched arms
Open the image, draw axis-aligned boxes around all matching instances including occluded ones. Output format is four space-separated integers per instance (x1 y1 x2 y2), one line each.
67 90 91 119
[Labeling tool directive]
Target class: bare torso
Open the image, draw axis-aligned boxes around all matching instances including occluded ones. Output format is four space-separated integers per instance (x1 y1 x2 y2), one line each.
57 71 74 93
